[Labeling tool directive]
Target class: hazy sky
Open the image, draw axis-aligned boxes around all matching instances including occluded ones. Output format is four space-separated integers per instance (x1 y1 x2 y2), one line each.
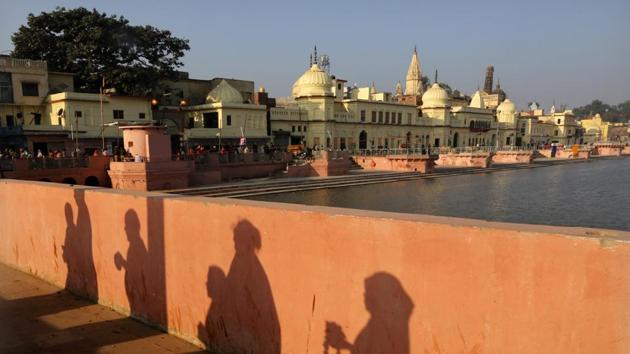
1 0 629 109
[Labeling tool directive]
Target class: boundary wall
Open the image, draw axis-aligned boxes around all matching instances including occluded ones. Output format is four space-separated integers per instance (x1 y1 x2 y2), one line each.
1 179 629 353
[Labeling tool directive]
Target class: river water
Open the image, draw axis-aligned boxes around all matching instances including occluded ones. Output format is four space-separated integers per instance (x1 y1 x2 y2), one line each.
246 158 630 231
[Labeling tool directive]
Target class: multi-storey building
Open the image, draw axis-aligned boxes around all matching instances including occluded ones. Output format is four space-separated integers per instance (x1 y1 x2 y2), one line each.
579 114 629 143
518 106 581 146
269 49 499 150
0 55 152 154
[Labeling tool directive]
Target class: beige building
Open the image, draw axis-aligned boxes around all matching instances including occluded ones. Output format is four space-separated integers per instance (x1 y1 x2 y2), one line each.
0 56 152 154
518 106 581 146
270 49 500 150
47 92 153 150
579 114 629 143
183 80 267 146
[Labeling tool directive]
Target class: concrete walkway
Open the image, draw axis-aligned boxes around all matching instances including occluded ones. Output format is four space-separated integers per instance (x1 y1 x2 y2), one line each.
0 263 203 354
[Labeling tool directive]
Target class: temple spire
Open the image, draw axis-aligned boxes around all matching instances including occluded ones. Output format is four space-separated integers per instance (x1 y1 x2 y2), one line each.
434 69 438 84
405 46 423 96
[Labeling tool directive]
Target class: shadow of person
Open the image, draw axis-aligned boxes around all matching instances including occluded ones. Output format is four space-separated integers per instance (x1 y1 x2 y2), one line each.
197 266 228 348
198 219 281 353
114 210 149 319
62 190 98 301
324 272 414 354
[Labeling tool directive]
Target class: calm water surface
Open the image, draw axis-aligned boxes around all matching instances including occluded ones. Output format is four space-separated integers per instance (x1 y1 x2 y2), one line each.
247 158 630 231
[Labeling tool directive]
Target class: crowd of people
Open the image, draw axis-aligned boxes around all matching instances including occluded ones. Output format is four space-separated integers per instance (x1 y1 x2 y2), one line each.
0 147 77 160
174 143 286 161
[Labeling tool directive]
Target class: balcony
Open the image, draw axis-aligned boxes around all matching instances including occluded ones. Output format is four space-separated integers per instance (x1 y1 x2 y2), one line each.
0 126 23 137
0 57 47 73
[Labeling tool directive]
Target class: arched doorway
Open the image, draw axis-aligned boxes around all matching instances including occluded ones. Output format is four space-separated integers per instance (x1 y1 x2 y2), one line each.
359 131 368 149
453 132 459 147
62 177 77 185
85 176 100 186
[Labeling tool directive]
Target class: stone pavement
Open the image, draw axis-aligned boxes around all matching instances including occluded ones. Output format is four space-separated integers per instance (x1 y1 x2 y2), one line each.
0 263 204 354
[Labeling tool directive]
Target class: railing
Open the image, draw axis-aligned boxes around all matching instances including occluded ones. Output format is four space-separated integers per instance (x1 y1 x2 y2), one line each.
353 146 538 157
0 159 15 172
0 57 47 71
27 157 89 170
353 148 437 157
0 126 23 137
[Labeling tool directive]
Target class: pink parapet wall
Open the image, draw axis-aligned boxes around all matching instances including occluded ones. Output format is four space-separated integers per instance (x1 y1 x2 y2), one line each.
3 155 111 186
1 179 629 353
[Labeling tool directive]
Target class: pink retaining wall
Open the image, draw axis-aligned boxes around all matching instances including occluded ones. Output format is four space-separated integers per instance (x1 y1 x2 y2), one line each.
1 179 630 353
435 153 492 168
596 146 623 156
353 156 434 173
491 151 534 164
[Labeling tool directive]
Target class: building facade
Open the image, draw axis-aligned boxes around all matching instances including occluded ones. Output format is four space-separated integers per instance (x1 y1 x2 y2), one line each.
0 56 152 154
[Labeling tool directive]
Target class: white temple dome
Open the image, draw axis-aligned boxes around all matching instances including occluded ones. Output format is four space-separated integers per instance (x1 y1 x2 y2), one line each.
497 99 517 124
469 91 486 109
497 98 516 114
421 83 449 108
206 80 243 104
291 64 333 98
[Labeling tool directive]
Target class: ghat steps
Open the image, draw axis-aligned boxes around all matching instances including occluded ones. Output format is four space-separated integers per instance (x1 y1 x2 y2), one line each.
166 160 585 198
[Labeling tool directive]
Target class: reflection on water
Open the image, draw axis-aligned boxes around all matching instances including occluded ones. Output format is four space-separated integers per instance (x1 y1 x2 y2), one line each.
247 158 630 231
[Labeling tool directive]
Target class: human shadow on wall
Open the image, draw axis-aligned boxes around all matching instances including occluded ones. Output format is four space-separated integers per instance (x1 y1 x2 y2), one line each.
62 189 98 301
323 272 414 354
114 209 150 320
197 219 281 353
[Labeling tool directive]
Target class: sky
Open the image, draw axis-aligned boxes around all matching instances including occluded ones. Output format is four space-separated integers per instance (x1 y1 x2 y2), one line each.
1 0 629 109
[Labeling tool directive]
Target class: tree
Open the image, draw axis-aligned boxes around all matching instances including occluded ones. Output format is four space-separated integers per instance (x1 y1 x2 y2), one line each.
573 99 630 123
11 7 190 95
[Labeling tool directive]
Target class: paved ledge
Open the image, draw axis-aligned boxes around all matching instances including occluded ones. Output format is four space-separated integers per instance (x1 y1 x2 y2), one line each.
0 263 202 354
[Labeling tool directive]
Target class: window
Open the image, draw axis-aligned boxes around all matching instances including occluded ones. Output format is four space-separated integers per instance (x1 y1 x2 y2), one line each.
6 115 14 127
385 112 390 124
298 126 302 132
74 111 82 118
378 111 383 123
21 82 39 97
139 113 146 119
128 141 134 148
398 113 402 124
292 125 295 132
407 113 412 125
337 83 342 90
557 119 561 124
0 72 13 103
371 111 376 123
203 112 218 128
554 130 558 136
303 126 307 132
226 115 232 126
360 110 366 122
113 110 124 119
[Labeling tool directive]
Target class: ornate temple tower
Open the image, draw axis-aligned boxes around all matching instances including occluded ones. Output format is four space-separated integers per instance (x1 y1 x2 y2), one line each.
405 46 423 96
484 65 494 93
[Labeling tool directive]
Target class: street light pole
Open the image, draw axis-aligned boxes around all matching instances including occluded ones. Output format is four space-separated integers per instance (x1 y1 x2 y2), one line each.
100 77 105 151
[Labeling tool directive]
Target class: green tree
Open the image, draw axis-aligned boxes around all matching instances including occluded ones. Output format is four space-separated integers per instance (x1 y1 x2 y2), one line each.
11 7 190 95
